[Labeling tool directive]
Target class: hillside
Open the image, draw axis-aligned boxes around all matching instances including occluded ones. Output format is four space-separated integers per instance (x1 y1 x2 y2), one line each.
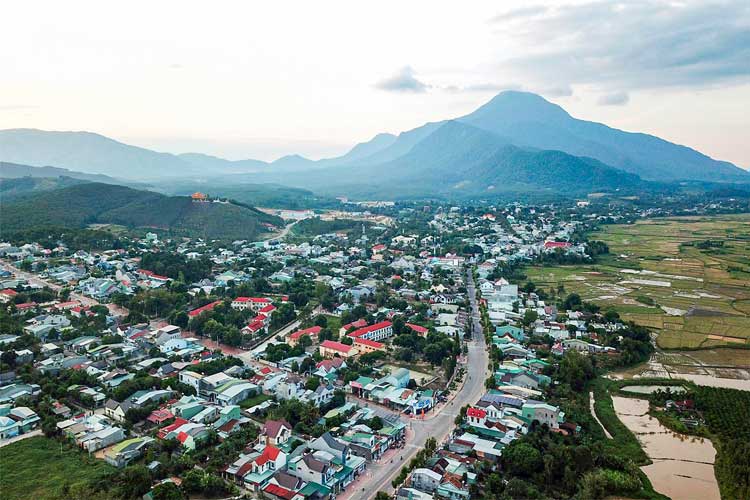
0 161 132 184
0 183 282 240
0 176 88 201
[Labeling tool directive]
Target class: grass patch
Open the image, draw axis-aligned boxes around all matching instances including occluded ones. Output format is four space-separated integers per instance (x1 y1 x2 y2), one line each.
239 393 273 409
0 436 114 500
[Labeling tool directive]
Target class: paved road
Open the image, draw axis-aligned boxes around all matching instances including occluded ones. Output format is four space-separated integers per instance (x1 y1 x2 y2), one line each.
0 429 42 448
261 220 300 243
1 259 100 307
359 268 489 499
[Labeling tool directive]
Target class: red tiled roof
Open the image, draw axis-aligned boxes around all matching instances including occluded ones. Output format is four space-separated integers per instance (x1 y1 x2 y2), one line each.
243 320 266 333
217 419 239 433
289 326 321 340
233 297 271 303
264 484 296 500
342 318 368 331
467 407 487 419
348 320 392 338
158 417 188 438
0 289 18 296
188 300 221 317
259 304 276 313
544 241 572 249
255 444 281 466
405 322 428 334
320 340 352 353
354 338 384 349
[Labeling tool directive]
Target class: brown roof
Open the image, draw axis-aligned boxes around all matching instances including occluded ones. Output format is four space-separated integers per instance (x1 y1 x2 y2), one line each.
263 419 292 439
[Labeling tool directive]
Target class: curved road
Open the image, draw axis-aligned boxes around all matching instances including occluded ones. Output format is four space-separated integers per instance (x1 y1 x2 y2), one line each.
358 269 489 499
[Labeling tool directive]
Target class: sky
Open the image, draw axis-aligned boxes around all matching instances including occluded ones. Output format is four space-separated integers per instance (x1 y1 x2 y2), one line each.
2 0 749 167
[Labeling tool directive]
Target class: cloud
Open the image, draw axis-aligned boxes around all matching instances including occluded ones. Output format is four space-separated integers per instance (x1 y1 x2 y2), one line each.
490 1 750 92
375 66 429 93
542 85 574 98
598 91 629 106
490 5 548 23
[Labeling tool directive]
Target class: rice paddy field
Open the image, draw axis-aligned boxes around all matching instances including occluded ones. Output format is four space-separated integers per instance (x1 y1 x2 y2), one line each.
527 214 750 349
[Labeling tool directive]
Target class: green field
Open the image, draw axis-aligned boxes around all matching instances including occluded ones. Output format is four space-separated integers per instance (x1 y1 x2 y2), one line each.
0 436 114 500
527 214 750 349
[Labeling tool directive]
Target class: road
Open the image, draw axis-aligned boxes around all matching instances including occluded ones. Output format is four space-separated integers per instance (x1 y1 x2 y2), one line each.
0 259 100 307
261 219 300 243
0 429 42 448
354 269 489 499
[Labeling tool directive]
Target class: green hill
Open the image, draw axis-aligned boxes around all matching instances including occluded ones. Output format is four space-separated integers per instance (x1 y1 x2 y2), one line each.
0 183 282 240
0 176 88 202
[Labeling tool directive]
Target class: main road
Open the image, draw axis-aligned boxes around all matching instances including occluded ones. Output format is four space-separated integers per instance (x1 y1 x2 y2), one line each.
1 259 101 307
353 268 489 499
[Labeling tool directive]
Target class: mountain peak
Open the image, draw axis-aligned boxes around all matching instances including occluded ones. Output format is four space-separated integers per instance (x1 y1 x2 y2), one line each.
466 91 571 125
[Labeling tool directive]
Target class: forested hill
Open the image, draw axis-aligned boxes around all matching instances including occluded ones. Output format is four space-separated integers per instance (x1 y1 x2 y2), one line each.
0 182 283 241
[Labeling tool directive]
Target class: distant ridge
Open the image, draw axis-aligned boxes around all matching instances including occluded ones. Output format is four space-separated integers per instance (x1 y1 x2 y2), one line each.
1 91 746 192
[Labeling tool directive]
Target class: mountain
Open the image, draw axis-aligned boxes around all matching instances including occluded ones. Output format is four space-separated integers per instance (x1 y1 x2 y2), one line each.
0 129 199 180
333 133 396 163
2 91 745 195
290 121 647 198
0 161 132 184
0 183 282 240
178 153 267 171
458 91 748 182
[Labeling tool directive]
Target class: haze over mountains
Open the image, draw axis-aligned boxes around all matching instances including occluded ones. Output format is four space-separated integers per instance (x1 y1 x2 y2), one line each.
1 91 747 199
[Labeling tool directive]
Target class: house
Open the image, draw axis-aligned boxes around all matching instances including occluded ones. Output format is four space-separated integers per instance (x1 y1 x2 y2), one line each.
243 445 288 491
521 402 562 429
347 321 393 342
405 323 429 337
319 340 357 359
288 454 334 488
410 468 442 492
0 406 40 439
188 300 221 318
339 318 367 335
104 399 135 422
231 297 272 312
104 437 155 467
77 425 126 452
288 326 321 347
353 338 385 354
261 419 293 447
309 432 350 465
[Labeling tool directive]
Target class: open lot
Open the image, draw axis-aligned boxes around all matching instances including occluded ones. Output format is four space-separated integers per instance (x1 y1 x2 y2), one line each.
526 214 750 349
0 436 114 500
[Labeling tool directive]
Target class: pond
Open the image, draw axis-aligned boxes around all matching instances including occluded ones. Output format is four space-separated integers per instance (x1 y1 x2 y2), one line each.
611 396 720 500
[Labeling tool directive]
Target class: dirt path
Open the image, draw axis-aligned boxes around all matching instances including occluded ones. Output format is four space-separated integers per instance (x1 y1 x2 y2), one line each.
589 391 612 439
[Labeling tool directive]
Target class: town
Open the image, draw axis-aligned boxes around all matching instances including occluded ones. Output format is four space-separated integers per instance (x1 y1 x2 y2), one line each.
3 197 718 500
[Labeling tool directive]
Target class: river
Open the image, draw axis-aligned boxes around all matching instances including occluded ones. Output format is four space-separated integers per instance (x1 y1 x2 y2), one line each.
611 396 720 500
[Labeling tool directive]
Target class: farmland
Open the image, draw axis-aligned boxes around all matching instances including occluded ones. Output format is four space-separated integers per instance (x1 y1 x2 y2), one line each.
526 214 750 349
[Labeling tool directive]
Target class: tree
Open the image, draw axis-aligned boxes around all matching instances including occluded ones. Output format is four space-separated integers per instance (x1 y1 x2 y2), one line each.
152 482 184 500
115 465 153 498
305 376 321 391
503 442 543 477
522 309 538 327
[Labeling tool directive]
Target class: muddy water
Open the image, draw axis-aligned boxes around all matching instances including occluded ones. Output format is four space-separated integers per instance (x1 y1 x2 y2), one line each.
611 396 720 500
